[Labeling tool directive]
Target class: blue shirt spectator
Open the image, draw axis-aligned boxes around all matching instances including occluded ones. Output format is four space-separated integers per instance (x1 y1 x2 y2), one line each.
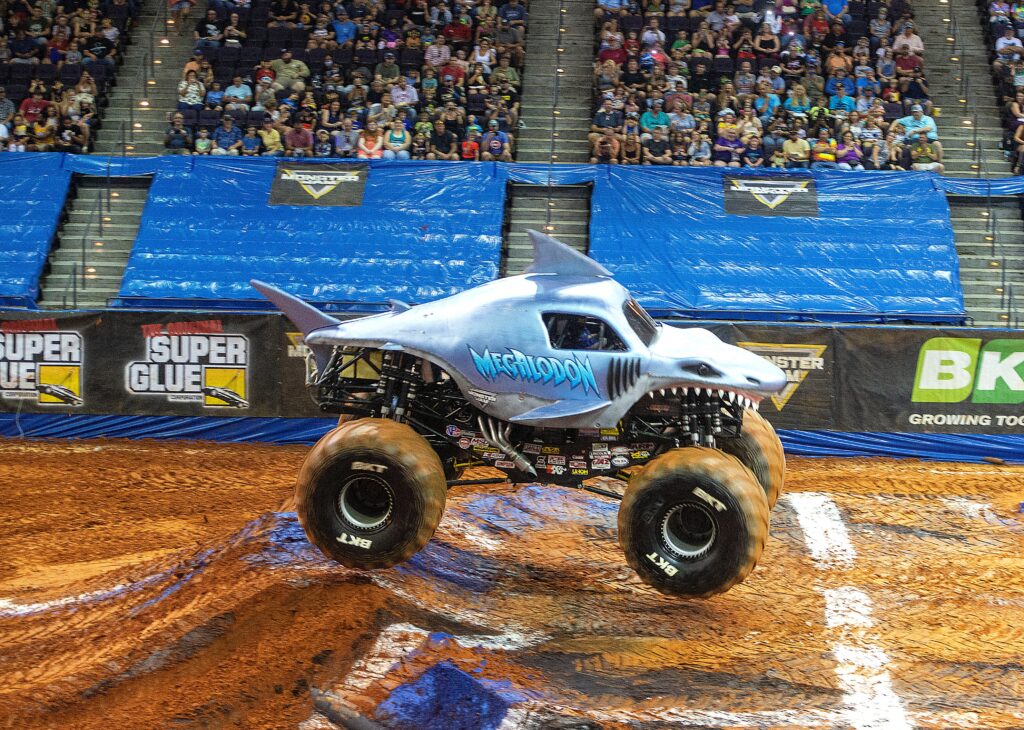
212 118 243 153
825 73 856 97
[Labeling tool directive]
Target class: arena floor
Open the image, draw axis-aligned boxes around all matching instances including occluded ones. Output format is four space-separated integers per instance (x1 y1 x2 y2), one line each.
0 439 1022 730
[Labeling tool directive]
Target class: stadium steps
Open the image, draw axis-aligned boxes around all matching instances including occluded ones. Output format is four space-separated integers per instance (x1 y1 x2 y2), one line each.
917 3 1024 325
37 177 150 309
949 197 1024 326
503 184 590 276
917 2 1009 178
92 1 194 156
515 0 594 164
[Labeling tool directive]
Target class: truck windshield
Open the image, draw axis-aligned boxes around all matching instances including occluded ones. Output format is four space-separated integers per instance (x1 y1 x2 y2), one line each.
623 298 658 346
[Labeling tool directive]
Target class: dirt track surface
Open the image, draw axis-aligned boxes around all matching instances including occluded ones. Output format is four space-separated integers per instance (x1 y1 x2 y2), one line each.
0 438 1022 729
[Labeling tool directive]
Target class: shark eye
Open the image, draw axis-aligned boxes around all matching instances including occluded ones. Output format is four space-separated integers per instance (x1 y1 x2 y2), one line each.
681 362 721 378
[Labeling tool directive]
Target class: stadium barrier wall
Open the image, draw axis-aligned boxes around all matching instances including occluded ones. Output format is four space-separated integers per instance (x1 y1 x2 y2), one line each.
11 153 1024 322
1 311 1022 461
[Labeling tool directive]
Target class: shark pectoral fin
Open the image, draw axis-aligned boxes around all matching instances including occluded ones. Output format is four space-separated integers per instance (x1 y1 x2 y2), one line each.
509 399 612 423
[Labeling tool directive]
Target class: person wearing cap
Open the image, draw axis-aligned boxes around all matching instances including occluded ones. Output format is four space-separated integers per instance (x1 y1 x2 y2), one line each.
828 84 855 115
258 117 285 155
895 104 940 148
782 128 810 167
271 48 310 91
374 52 401 83
481 118 512 161
824 68 855 97
892 24 923 57
332 11 356 47
764 65 786 94
210 114 243 154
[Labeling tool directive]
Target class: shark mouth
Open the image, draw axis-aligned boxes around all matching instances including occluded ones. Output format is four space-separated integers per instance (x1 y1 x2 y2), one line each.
644 386 761 412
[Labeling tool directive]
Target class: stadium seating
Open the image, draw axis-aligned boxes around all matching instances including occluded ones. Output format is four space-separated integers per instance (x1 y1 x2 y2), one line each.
161 0 528 159
0 0 139 154
590 0 943 171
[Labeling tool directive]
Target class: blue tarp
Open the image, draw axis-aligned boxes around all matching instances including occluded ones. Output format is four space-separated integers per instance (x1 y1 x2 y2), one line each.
0 154 72 308
590 167 965 323
116 158 505 309
1 413 1022 463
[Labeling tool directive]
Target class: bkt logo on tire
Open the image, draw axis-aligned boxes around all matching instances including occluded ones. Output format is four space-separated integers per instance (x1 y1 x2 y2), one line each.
913 337 1024 404
352 461 388 472
646 552 678 576
337 533 373 549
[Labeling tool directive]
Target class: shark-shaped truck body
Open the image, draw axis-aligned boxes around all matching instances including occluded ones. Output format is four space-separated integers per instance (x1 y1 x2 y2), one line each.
254 231 787 598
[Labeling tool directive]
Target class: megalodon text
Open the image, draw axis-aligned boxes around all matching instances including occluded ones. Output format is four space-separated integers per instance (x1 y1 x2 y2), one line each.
469 347 600 395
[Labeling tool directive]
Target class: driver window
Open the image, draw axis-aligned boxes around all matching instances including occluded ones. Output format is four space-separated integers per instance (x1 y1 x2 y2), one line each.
543 313 627 351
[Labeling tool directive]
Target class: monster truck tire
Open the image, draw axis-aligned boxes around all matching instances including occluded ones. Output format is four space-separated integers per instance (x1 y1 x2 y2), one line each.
618 447 769 598
718 408 786 509
296 418 447 569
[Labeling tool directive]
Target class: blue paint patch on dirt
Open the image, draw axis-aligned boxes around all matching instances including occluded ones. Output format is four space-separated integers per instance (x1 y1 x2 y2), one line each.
459 485 617 535
244 512 326 567
394 541 500 592
374 661 512 730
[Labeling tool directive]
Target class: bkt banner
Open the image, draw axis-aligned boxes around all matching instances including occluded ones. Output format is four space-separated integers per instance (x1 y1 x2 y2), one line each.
836 328 1024 432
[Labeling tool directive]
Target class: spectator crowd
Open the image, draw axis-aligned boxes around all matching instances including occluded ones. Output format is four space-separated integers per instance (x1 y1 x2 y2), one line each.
162 0 528 159
989 0 1024 173
0 0 138 152
590 0 945 171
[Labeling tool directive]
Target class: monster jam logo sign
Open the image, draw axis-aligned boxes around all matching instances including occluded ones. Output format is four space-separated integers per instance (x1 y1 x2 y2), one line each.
126 320 249 408
0 319 83 406
738 342 826 410
269 162 368 206
469 347 600 395
723 176 819 217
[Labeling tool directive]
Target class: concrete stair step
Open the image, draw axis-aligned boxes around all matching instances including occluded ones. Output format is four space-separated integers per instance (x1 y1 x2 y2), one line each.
62 222 141 235
509 217 588 234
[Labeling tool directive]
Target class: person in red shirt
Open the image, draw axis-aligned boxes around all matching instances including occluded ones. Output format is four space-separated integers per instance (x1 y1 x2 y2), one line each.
440 60 465 85
598 38 628 66
19 90 50 124
443 13 474 51
894 49 922 78
460 128 480 159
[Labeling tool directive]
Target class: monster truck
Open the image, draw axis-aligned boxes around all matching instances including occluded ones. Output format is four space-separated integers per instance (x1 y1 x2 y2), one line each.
253 231 787 598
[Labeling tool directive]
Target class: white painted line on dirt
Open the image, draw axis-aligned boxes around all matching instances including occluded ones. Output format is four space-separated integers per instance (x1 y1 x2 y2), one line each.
823 586 875 629
787 493 857 569
0 584 128 617
787 493 913 730
529 704 840 727
940 496 992 520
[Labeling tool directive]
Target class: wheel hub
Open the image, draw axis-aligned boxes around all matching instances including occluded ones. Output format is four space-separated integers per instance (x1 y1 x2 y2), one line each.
337 475 394 531
660 502 716 560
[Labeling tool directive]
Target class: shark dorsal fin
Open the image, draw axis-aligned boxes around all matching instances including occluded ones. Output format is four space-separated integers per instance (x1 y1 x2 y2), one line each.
524 229 612 278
